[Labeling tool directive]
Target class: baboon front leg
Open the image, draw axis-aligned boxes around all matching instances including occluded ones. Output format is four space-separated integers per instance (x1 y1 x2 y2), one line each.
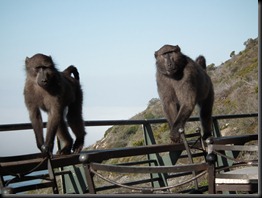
171 103 195 143
199 96 214 140
44 112 62 156
29 108 44 151
161 99 180 142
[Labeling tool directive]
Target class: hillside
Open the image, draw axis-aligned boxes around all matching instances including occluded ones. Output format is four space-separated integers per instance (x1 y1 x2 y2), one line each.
87 37 258 151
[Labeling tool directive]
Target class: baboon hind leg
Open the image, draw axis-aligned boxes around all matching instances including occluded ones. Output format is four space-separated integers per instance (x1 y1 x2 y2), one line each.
56 120 73 155
199 94 214 140
161 98 180 142
67 103 86 153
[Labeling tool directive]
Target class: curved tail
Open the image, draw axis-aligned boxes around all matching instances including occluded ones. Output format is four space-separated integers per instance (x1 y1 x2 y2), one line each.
63 65 80 80
195 55 206 70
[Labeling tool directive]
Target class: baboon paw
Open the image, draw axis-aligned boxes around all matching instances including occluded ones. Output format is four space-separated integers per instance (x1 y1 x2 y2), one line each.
57 147 72 155
170 137 182 143
73 145 83 153
169 132 182 143
73 139 84 153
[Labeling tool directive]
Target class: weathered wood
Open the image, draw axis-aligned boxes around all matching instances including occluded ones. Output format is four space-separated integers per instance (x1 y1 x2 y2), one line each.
207 136 258 194
216 184 258 192
216 166 258 183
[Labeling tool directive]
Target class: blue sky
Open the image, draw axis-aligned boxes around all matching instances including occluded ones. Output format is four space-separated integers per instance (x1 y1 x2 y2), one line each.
0 0 258 155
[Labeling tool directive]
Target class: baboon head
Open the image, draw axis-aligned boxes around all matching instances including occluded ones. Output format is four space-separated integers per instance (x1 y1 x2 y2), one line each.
154 45 187 77
25 54 59 89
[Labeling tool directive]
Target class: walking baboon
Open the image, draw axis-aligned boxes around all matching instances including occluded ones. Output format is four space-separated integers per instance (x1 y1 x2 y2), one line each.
154 45 214 143
24 53 86 156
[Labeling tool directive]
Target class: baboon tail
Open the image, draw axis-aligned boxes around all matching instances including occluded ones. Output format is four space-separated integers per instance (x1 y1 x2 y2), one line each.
63 65 80 80
195 55 206 70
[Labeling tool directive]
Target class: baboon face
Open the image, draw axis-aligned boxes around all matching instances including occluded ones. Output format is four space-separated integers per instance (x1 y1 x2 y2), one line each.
155 45 185 76
26 54 58 89
35 66 58 88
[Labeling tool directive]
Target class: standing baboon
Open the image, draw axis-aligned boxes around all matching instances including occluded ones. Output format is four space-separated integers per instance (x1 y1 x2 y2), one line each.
154 45 214 143
24 53 86 156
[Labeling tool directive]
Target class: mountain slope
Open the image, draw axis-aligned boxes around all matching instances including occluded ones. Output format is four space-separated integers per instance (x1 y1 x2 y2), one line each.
87 37 258 151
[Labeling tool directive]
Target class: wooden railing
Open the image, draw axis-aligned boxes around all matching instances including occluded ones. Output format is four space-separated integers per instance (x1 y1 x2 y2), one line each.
0 113 258 195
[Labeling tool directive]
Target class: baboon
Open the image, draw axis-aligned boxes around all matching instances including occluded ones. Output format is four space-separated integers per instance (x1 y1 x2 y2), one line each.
154 45 214 143
24 53 86 156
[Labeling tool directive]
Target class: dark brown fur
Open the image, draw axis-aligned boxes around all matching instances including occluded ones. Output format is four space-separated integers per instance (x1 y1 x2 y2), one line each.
24 53 86 156
155 45 214 142
195 55 206 70
63 65 80 80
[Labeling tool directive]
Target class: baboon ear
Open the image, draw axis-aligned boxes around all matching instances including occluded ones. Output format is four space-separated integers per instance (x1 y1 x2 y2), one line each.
25 57 30 63
154 51 158 59
174 45 181 53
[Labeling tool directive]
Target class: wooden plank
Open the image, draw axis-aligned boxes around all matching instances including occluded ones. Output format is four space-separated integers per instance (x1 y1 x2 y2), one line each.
216 184 258 192
216 166 258 184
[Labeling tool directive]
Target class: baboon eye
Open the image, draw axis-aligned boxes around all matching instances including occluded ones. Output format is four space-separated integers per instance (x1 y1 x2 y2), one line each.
162 53 171 58
35 66 47 72
162 53 168 57
34 67 40 72
168 51 175 55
